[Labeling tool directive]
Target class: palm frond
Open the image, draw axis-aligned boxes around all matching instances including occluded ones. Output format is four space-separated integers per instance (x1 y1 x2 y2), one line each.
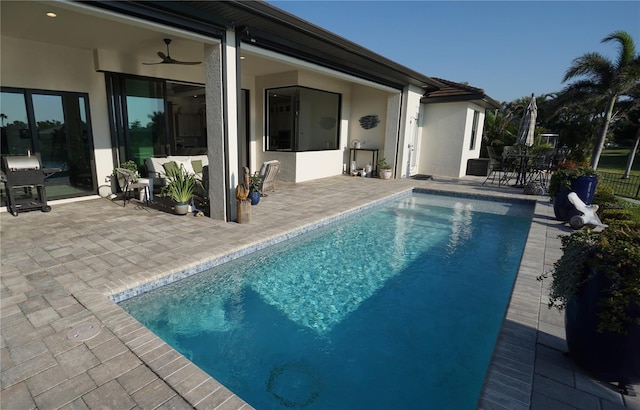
602 30 637 69
563 53 614 83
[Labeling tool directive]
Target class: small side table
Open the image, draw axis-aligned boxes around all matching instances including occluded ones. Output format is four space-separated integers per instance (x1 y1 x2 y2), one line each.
135 178 151 202
349 148 379 177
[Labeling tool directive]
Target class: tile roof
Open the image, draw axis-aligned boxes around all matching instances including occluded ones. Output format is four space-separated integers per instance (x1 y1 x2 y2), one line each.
422 77 501 109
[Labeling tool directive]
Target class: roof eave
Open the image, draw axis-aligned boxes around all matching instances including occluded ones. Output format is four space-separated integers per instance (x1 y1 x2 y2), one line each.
421 94 501 110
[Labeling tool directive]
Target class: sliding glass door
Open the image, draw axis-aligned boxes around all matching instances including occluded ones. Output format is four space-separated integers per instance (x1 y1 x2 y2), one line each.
106 74 167 174
1 87 95 200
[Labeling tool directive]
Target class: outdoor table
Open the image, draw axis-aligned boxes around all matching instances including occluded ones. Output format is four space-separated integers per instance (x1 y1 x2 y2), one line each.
512 153 532 187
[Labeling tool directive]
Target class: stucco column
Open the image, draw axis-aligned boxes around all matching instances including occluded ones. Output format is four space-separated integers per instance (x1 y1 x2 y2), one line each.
384 92 401 177
224 30 240 221
204 43 227 220
205 34 240 222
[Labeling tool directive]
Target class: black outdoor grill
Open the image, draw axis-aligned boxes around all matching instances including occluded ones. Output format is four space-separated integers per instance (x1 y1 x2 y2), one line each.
1 155 60 216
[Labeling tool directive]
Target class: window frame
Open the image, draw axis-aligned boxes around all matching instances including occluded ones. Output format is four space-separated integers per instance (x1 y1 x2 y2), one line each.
469 110 480 150
265 85 341 152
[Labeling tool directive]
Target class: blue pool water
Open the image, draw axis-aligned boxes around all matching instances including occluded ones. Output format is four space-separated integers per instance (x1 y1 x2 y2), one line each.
120 192 534 409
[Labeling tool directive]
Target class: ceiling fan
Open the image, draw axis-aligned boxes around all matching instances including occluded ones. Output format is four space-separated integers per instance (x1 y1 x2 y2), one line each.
143 38 201 65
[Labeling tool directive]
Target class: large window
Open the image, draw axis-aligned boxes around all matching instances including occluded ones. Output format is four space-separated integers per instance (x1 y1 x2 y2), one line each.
106 74 207 174
106 74 167 172
1 87 95 200
266 86 340 152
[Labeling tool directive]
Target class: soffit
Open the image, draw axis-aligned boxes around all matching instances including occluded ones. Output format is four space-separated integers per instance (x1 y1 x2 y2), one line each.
89 0 443 91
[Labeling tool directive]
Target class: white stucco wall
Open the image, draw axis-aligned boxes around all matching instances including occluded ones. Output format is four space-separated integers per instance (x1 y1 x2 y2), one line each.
419 101 486 178
396 85 424 178
459 106 486 175
349 85 387 152
254 70 354 182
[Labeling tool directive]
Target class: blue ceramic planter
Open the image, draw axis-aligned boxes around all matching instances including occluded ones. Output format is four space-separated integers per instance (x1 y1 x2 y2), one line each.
553 175 598 221
565 268 640 385
571 175 598 205
248 191 260 205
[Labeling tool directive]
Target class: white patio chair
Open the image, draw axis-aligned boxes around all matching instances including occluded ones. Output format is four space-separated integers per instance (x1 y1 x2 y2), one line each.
114 168 149 207
258 160 281 195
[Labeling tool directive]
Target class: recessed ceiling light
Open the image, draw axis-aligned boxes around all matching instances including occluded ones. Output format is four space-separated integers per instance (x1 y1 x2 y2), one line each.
240 56 246 60
46 12 57 18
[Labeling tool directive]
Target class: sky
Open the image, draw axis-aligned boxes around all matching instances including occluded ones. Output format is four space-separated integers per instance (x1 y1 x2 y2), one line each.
269 1 640 104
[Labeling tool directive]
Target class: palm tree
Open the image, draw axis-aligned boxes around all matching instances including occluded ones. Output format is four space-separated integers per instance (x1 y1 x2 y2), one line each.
562 30 640 170
616 83 640 177
483 103 518 149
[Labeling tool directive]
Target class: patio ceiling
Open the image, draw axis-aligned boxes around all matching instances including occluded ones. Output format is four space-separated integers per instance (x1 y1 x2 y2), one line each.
85 0 444 91
1 1 444 92
0 1 302 80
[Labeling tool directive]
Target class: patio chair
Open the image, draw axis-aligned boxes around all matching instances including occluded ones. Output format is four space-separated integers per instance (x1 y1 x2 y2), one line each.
483 147 513 186
258 160 280 195
527 148 555 188
114 168 149 207
553 146 571 166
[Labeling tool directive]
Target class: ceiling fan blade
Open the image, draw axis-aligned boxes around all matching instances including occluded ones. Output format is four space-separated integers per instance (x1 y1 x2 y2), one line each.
143 38 202 65
171 60 202 65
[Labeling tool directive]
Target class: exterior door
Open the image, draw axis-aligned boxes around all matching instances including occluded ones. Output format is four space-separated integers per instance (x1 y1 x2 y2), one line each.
1 88 95 200
105 74 167 174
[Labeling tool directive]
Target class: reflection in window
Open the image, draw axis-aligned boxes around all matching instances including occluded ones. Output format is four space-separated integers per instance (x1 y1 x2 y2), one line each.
33 94 67 170
0 91 31 156
0 88 95 200
266 86 340 152
125 78 165 170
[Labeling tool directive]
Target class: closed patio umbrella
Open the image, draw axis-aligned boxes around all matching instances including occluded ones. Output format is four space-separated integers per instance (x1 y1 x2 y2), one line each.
517 93 537 148
513 94 537 187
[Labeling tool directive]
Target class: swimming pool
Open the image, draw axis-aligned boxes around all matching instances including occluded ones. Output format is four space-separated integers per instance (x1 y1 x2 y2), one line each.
120 192 534 409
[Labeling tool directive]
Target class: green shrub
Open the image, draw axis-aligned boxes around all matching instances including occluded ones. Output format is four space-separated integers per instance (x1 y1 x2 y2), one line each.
596 197 640 223
593 182 616 204
600 208 634 222
546 221 640 334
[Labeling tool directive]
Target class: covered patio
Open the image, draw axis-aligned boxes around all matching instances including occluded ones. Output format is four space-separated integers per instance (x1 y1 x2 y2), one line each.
1 176 638 409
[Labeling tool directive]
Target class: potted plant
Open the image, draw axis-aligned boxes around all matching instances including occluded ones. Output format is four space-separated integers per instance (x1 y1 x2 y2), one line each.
377 158 393 180
248 171 262 205
544 221 640 387
549 160 598 221
162 164 199 215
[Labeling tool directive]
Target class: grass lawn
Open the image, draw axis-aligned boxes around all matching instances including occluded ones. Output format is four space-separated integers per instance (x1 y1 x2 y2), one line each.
596 149 640 200
598 148 640 175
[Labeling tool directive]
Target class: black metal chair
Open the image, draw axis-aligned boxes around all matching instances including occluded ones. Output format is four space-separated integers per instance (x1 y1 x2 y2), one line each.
483 147 514 186
527 148 556 189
